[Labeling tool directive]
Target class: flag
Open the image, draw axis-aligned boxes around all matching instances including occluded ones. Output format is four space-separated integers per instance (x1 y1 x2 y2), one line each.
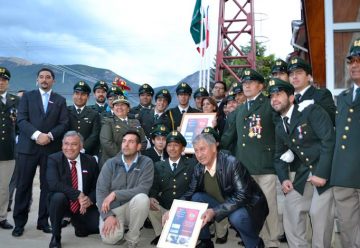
190 0 209 56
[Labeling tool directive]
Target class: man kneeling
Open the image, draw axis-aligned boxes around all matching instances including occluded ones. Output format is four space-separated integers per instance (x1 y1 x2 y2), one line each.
96 130 154 248
165 133 269 248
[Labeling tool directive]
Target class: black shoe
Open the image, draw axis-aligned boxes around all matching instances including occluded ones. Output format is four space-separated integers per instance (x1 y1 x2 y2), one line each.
278 233 287 243
215 230 228 244
74 229 89 237
150 236 160 245
196 239 214 248
143 217 153 229
12 226 24 237
61 219 70 228
37 225 52 233
49 235 62 248
0 220 13 229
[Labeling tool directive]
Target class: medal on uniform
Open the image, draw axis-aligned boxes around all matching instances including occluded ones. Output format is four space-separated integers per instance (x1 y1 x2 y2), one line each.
248 114 255 138
9 107 17 124
297 126 303 139
255 115 262 139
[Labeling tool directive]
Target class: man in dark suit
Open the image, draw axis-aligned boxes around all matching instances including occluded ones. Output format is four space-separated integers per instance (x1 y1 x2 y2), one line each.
47 131 99 248
331 37 360 247
166 82 200 130
221 68 280 247
142 124 169 163
129 83 155 118
148 131 195 245
0 67 19 230
68 81 101 156
13 68 69 237
269 78 335 248
138 88 172 140
288 57 336 124
90 80 109 114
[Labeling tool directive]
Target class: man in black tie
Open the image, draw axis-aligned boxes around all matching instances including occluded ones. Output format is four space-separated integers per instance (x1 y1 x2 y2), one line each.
148 131 195 245
90 80 109 114
47 131 99 248
68 81 101 156
13 68 69 237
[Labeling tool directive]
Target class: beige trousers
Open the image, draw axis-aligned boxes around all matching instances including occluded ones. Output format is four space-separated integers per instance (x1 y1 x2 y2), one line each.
0 160 15 221
333 186 360 248
148 204 168 237
284 182 334 248
100 193 150 245
252 174 281 247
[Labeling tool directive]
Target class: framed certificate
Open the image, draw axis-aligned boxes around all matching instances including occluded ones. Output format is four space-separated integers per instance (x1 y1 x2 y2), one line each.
157 200 208 248
179 113 216 154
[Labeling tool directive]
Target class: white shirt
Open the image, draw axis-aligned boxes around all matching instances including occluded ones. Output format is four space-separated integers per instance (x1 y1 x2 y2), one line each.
295 85 311 96
31 89 53 141
169 157 181 171
67 155 83 192
0 92 7 104
204 157 217 177
353 84 360 101
178 106 189 113
282 104 295 132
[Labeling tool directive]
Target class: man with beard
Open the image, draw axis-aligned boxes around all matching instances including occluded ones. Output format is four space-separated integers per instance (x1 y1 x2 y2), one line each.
91 80 109 114
13 68 69 237
269 78 335 248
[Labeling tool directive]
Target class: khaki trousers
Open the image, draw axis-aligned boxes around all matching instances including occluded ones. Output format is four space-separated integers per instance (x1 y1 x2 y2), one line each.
148 204 168 236
333 186 360 248
252 174 281 247
100 193 150 245
0 160 15 221
284 182 334 248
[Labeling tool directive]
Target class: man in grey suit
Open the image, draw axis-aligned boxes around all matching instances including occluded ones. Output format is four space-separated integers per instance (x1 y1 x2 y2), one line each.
12 68 69 237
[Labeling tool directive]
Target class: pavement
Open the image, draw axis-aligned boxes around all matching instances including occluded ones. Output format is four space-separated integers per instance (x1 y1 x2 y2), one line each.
1 168 341 248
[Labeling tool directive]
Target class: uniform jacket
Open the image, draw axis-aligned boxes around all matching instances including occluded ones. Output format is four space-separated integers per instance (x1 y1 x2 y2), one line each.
90 103 108 114
99 116 147 166
181 151 268 233
68 105 101 156
17 90 69 155
221 94 276 175
166 106 201 131
142 147 168 163
0 93 19 160
299 85 336 124
138 109 172 139
96 152 154 220
46 152 99 204
149 156 195 209
129 104 155 119
331 86 360 189
274 104 335 195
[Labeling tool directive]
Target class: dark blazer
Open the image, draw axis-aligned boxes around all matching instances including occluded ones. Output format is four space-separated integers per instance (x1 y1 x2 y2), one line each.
90 103 108 114
221 94 276 175
142 147 168 163
149 157 195 210
274 104 335 195
67 105 101 156
16 90 69 155
0 93 19 160
166 106 201 130
181 151 268 233
331 87 360 189
47 152 99 204
129 103 155 118
138 109 172 139
299 85 336 124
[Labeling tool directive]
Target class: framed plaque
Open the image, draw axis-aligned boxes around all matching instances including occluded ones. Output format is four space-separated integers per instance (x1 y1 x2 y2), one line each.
157 200 208 248
179 113 216 154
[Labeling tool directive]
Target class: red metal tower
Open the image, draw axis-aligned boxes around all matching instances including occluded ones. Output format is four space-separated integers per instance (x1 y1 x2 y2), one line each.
215 0 256 82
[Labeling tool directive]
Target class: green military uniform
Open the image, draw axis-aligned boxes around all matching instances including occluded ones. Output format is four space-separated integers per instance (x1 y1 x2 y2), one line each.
90 80 109 114
100 86 124 121
129 84 155 117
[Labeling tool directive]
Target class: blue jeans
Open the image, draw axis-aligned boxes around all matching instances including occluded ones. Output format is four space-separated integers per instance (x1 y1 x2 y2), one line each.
191 192 260 248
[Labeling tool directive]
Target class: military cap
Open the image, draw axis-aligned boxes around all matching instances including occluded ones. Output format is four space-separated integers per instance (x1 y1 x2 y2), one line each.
225 91 236 103
271 59 288 74
155 88 172 104
112 95 130 107
73 81 91 94
176 82 192 95
193 87 209 98
93 80 109 93
268 78 295 95
232 82 243 94
166 130 187 147
287 57 312 74
151 124 169 138
0 67 11 80
347 37 360 59
241 68 265 83
107 86 124 98
201 127 220 142
138 83 154 96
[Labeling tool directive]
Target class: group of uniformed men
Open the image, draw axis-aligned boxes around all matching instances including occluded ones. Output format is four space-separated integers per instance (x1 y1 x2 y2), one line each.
0 37 360 248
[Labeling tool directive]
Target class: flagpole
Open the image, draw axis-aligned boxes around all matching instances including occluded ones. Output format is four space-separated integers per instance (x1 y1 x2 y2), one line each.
205 5 210 92
199 3 204 88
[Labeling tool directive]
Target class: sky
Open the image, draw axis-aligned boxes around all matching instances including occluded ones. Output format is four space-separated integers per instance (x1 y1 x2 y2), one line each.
0 0 301 87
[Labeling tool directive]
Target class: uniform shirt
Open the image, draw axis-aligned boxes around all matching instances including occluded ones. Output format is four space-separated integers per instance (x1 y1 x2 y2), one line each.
295 85 311 97
31 88 53 141
67 155 83 192
0 92 6 104
178 105 189 113
282 104 295 131
169 157 181 171
353 83 360 101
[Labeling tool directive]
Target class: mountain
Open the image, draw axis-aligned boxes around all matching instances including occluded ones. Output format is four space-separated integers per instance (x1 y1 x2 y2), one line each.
0 57 209 107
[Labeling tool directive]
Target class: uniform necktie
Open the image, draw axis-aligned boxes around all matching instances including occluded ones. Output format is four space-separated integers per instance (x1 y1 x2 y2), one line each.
70 160 80 213
283 117 290 134
295 94 302 104
247 100 254 110
354 88 360 102
154 114 159 120
181 110 186 114
43 92 49 112
0 95 5 105
172 163 177 172
76 108 81 114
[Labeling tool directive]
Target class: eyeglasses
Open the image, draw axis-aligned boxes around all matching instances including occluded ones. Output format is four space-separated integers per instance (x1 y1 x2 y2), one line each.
347 57 360 65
